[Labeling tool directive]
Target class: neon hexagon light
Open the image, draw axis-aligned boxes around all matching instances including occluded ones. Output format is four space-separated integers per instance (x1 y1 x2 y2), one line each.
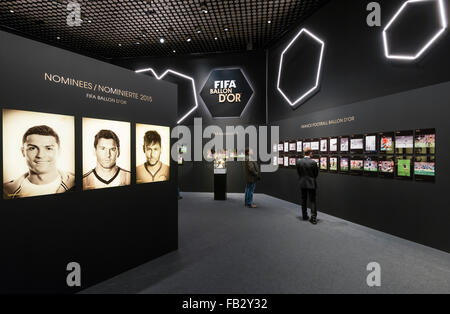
277 28 325 108
135 68 198 124
383 0 448 61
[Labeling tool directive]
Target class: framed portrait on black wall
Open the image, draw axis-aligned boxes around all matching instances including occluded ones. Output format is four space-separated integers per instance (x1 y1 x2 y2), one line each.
379 132 395 155
310 139 320 152
414 155 435 182
339 156 350 173
278 142 284 153
82 117 131 191
350 156 364 175
350 135 364 154
395 130 414 155
364 134 377 154
339 136 349 153
329 137 338 153
2 109 75 199
320 138 328 153
136 123 171 184
296 140 302 153
320 156 328 172
378 155 395 178
363 156 378 176
289 141 297 152
395 155 413 180
329 156 338 172
414 128 435 155
283 156 289 167
278 156 284 166
303 140 311 151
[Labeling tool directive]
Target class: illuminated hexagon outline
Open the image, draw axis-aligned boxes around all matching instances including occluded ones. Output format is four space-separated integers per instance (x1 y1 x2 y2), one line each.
135 68 198 124
199 67 255 119
277 28 325 108
383 0 448 61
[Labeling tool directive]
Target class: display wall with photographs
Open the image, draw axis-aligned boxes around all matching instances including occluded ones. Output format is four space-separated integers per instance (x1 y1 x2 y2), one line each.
0 30 178 294
276 128 435 182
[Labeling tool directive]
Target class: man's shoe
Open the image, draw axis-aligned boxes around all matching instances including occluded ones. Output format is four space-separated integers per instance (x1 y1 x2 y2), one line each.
310 217 317 225
250 204 257 208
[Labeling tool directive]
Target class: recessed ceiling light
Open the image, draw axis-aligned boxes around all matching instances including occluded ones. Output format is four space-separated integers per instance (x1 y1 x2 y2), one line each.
173 50 176 53
159 37 165 44
10 10 14 13
196 29 202 34
56 36 61 40
268 20 272 24
224 27 229 32
118 43 122 47
136 41 141 45
88 20 92 23
186 37 192 42
214 37 218 40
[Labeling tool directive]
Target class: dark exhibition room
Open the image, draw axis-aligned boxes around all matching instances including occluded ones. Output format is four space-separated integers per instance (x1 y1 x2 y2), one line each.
0 0 449 300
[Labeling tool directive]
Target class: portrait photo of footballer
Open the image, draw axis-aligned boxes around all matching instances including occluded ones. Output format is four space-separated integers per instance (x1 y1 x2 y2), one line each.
136 123 170 184
2 109 75 199
82 117 131 191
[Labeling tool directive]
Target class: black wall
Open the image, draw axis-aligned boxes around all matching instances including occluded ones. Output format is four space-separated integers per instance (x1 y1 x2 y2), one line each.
0 31 178 293
114 51 268 193
261 0 450 252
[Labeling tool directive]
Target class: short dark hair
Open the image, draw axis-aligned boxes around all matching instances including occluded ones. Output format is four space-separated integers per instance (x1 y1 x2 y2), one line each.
94 129 120 148
22 125 60 146
144 130 161 147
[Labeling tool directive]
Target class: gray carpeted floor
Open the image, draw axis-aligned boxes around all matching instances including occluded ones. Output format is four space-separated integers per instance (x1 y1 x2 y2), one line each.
81 192 450 294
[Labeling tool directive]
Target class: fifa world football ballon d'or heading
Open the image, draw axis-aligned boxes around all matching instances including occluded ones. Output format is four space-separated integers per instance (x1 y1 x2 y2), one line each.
44 73 153 104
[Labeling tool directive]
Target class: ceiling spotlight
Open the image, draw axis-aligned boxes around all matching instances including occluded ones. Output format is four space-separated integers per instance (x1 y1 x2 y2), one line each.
57 36 61 40
118 43 122 47
136 41 141 45
201 5 208 14
268 20 272 24
10 10 14 13
186 37 192 42
214 37 218 40
196 29 202 34
173 50 176 53
88 20 92 23
159 37 165 44
224 27 229 32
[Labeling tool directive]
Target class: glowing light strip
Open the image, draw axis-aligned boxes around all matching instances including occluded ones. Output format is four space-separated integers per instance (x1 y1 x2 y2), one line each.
277 28 325 108
383 0 447 60
135 68 198 124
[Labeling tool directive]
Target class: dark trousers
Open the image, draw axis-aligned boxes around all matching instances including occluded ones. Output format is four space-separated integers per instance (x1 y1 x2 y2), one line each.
245 182 256 206
301 188 317 219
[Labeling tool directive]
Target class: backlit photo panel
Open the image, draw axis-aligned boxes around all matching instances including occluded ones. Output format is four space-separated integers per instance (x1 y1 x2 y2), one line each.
136 123 171 184
2 109 75 199
82 117 131 191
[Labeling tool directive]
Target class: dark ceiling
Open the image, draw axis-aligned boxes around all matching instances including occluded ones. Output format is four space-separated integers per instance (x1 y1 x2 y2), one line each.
0 0 329 60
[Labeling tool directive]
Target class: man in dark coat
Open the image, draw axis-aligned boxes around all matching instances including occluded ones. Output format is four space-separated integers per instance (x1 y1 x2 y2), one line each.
296 147 319 224
243 148 259 208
